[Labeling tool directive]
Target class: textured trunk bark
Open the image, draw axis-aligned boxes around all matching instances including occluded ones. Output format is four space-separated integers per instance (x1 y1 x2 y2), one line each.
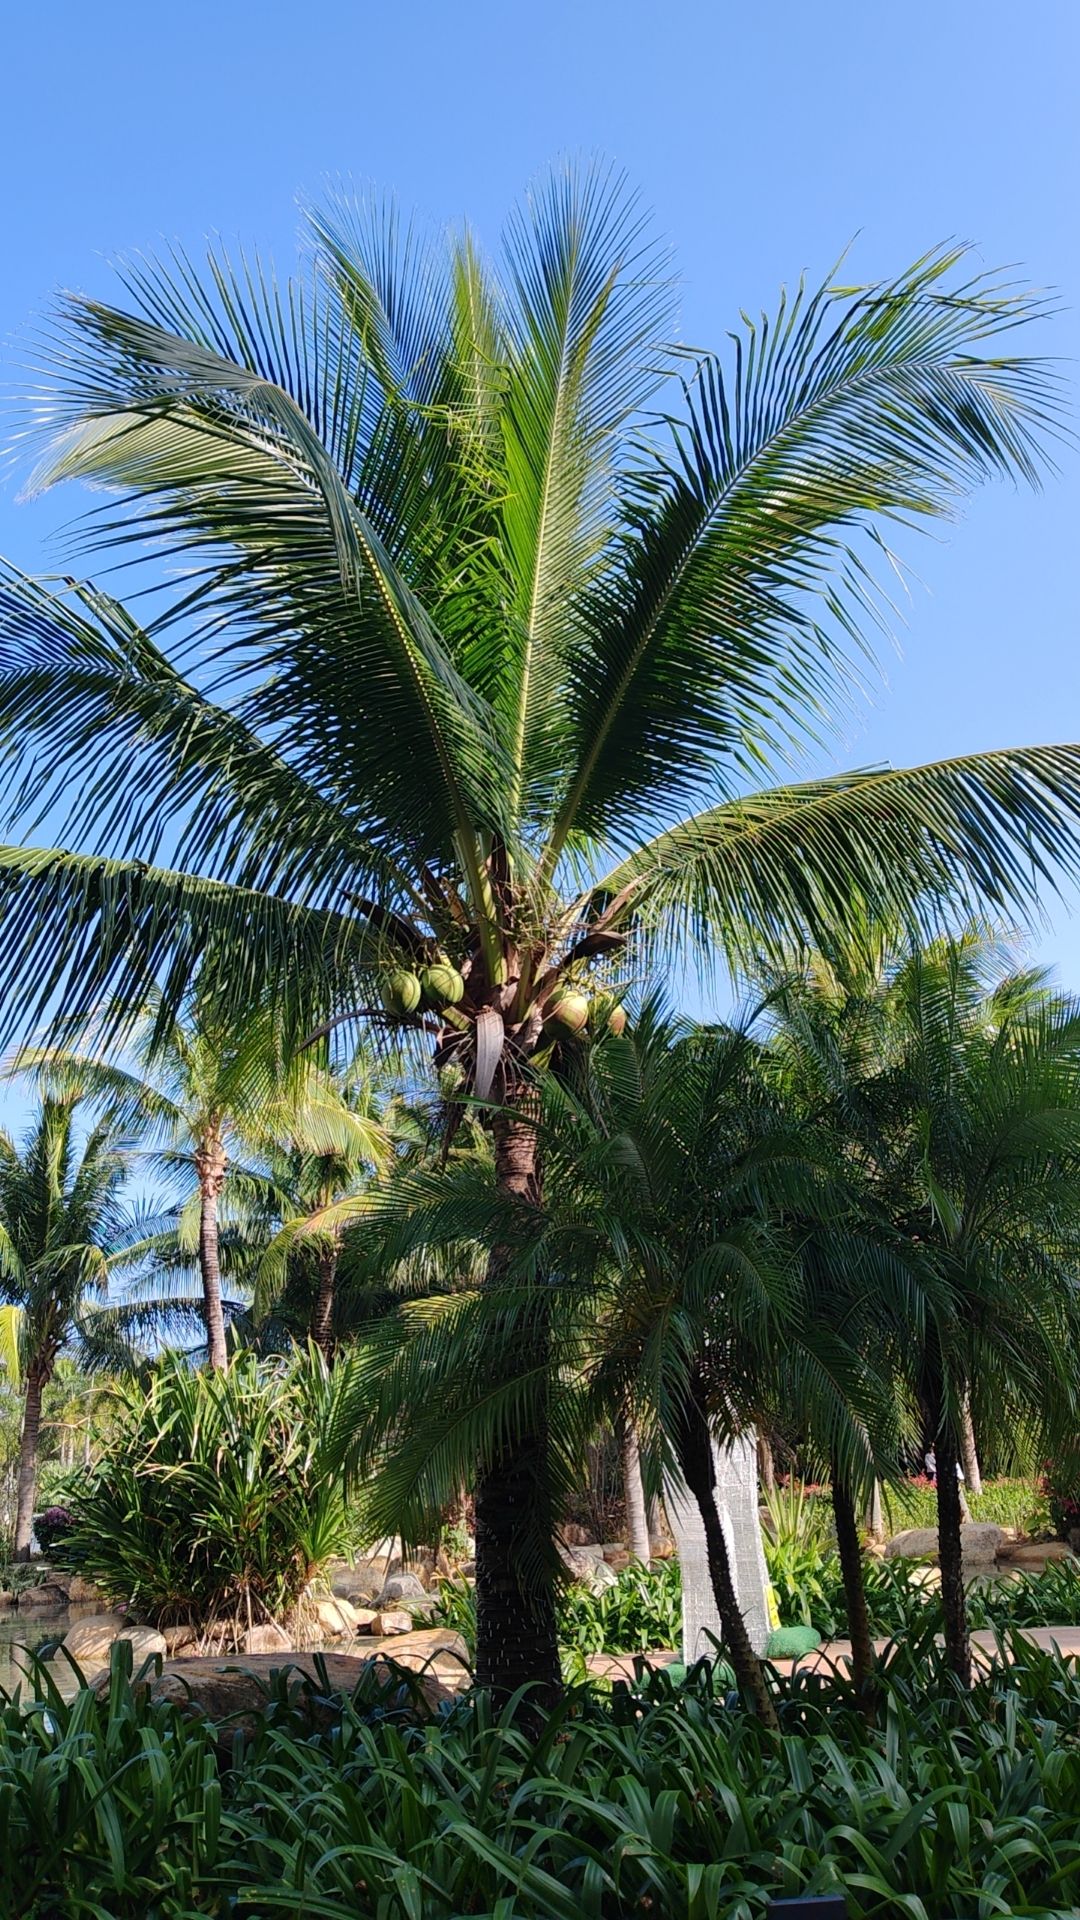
619 1416 651 1564
675 1397 778 1729
13 1367 45 1561
195 1126 229 1371
310 1243 338 1362
473 1097 561 1715
959 1397 982 1498
757 1433 776 1497
831 1465 875 1709
934 1409 971 1686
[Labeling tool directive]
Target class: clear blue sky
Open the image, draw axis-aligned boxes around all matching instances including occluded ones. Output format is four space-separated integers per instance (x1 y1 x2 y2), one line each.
0 0 1077 1116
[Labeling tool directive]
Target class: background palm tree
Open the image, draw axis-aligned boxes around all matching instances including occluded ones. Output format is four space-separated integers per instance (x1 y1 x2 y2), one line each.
1 170 1080 1693
0 1093 133 1556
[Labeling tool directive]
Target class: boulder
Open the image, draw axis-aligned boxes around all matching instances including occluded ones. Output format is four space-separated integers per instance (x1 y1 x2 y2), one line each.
17 1583 69 1610
562 1524 597 1547
61 1575 111 1605
885 1523 1006 1568
906 1565 942 1590
242 1623 293 1654
90 1652 454 1728
60 1614 166 1671
579 1558 619 1594
329 1560 382 1604
314 1597 363 1638
885 1527 938 1561
370 1609 413 1636
376 1572 429 1603
162 1624 200 1656
602 1550 631 1573
1000 1541 1077 1571
368 1626 469 1667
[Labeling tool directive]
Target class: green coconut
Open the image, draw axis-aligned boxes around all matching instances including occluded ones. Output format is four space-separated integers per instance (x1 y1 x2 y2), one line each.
382 969 422 1017
420 962 465 1010
546 988 590 1036
589 991 628 1038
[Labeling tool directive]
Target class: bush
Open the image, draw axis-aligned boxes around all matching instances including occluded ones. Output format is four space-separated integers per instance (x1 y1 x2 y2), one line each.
1044 1456 1080 1541
32 1504 76 1558
4 1641 1080 1913
59 1349 351 1627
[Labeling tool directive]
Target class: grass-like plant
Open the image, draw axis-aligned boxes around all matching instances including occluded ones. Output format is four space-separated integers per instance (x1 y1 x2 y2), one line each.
58 1347 350 1631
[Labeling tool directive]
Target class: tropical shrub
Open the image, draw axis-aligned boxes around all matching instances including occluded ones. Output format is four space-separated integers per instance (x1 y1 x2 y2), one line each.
1044 1456 1080 1541
3 1642 1080 1914
58 1349 350 1627
32 1504 75 1558
434 1561 684 1662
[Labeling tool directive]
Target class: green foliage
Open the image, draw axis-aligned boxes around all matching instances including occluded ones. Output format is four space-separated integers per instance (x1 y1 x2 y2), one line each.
3 1644 1080 1913
434 1561 684 1664
59 1348 351 1625
1044 1455 1080 1540
762 1481 836 1629
881 1476 1050 1538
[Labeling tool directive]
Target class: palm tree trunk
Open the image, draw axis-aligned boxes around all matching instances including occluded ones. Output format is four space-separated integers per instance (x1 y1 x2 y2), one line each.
13 1366 44 1561
934 1410 971 1686
310 1244 338 1361
866 1478 884 1542
619 1415 651 1564
195 1126 229 1371
831 1465 875 1709
473 1097 561 1715
675 1395 778 1730
959 1397 982 1498
757 1433 776 1497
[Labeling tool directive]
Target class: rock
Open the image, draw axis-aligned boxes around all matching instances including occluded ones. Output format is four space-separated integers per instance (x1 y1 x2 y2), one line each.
367 1627 471 1693
563 1524 597 1546
603 1550 631 1573
242 1623 293 1654
581 1559 619 1594
60 1615 166 1672
329 1560 382 1604
162 1625 199 1656
351 1608 378 1633
315 1597 363 1638
376 1572 428 1603
370 1609 413 1636
1000 1541 1077 1571
0 1590 15 1608
885 1527 939 1561
90 1653 454 1728
62 1575 110 1605
960 1523 1006 1567
906 1565 942 1590
17 1583 69 1610
885 1522 1005 1568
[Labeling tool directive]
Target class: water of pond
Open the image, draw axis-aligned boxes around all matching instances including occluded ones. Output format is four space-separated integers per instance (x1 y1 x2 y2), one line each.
0 1604 105 1700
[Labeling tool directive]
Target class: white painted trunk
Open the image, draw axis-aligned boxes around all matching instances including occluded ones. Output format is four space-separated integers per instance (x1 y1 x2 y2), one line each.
667 1428 772 1660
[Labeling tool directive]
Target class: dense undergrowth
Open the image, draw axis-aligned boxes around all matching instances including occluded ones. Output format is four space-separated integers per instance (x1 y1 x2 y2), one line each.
4 1638 1080 1916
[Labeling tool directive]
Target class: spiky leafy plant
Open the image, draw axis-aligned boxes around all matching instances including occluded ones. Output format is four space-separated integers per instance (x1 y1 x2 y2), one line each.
2 169 1080 1697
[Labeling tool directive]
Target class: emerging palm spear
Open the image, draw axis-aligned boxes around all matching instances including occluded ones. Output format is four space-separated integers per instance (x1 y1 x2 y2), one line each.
1 165 1079 1698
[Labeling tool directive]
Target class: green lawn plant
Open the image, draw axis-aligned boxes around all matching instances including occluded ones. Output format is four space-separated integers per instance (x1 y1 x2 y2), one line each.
4 1640 1080 1915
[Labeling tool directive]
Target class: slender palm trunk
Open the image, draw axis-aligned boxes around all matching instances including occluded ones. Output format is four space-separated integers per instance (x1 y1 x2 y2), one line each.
311 1243 338 1362
959 1397 982 1498
13 1366 45 1561
934 1409 971 1686
194 1127 228 1371
473 1098 561 1714
675 1395 778 1729
831 1465 875 1709
619 1415 651 1564
757 1433 776 1497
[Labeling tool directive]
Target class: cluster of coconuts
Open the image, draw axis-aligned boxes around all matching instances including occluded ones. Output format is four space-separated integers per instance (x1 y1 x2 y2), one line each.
382 961 465 1018
544 985 627 1040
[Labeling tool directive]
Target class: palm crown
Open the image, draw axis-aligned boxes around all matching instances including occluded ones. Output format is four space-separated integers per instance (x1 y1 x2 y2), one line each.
0 167 1078 1077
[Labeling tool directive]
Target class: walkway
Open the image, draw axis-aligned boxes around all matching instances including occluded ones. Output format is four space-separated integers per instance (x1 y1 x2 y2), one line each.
585 1625 1080 1684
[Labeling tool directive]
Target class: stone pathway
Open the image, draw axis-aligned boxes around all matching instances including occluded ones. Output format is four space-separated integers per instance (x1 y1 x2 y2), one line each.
586 1624 1080 1684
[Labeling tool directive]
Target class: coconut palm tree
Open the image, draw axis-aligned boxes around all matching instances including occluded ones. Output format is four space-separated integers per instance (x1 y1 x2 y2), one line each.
1 171 1079 1692
0 1093 134 1556
14 994 334 1369
248 1054 414 1359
